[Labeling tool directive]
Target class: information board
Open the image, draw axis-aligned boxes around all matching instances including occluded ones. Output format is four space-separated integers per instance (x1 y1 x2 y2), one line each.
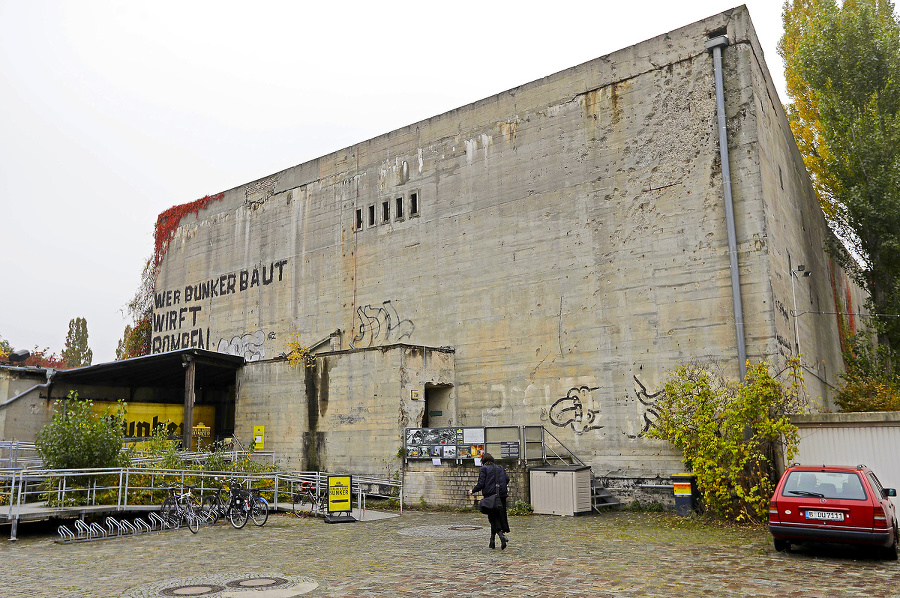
500 441 520 459
405 427 485 459
327 475 352 514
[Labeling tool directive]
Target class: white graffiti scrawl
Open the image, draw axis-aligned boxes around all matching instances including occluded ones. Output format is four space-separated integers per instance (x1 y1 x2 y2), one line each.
548 386 602 434
350 300 414 348
217 330 274 362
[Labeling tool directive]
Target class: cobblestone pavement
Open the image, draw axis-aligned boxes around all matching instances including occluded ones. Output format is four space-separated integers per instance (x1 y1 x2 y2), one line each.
1 510 899 597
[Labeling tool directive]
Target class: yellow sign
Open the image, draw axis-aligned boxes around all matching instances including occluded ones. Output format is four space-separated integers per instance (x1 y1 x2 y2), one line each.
674 483 692 496
92 402 215 438
192 422 211 437
253 425 265 449
327 475 352 513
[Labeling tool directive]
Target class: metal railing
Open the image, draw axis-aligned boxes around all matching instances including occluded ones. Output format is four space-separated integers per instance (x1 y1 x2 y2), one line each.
0 441 41 469
0 466 402 540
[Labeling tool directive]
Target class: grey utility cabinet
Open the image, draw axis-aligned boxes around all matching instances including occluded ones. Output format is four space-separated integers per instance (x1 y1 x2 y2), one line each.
529 465 592 516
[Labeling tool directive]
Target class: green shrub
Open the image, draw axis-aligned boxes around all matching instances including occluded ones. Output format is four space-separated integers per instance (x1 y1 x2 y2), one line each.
35 391 127 469
507 499 534 515
625 500 665 512
646 359 805 522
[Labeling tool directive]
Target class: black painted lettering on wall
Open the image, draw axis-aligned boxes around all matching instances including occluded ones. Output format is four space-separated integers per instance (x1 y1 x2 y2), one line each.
150 259 289 355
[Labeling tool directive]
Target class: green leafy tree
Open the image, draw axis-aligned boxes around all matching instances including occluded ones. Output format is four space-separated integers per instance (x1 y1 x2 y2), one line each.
647 360 806 522
62 317 93 368
780 0 900 351
0 333 12 360
35 391 127 469
836 332 900 410
117 256 154 360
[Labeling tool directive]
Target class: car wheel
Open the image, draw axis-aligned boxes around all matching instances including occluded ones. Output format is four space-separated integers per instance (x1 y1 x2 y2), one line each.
886 525 899 561
773 538 791 553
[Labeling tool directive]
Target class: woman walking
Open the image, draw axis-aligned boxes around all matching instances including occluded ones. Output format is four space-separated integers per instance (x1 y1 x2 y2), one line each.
469 453 510 549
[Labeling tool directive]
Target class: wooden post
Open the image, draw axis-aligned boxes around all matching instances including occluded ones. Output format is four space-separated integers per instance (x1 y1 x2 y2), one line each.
183 356 195 450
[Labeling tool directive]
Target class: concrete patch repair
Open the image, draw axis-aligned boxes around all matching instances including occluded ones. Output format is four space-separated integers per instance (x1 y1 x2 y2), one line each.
122 573 317 598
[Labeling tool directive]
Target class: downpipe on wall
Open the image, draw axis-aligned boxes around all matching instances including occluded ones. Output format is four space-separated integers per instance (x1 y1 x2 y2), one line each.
706 34 747 381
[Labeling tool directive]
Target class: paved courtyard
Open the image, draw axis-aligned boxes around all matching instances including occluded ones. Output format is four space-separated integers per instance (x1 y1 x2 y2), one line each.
1 509 898 597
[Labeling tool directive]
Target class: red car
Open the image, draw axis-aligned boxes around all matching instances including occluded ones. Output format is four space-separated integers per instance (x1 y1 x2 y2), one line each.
769 464 898 559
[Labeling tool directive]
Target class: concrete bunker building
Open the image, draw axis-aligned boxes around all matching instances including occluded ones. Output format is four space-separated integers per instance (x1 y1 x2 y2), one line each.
8 7 863 499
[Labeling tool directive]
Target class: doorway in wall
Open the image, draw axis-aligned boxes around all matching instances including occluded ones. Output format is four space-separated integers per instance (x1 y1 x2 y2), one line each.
422 384 454 428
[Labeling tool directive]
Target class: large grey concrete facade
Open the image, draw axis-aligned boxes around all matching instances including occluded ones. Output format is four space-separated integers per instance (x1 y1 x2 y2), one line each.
150 7 864 479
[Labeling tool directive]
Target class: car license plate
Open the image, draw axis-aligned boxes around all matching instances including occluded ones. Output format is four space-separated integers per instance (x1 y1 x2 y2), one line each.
805 510 844 521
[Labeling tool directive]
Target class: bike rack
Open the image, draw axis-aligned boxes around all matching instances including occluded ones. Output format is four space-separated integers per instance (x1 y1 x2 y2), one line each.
57 525 74 542
56 513 178 544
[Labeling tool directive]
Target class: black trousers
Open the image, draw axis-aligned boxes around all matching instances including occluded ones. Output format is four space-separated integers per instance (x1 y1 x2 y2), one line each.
486 496 510 535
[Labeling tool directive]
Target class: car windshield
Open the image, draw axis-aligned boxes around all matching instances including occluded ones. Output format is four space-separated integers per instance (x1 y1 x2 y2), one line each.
782 471 868 501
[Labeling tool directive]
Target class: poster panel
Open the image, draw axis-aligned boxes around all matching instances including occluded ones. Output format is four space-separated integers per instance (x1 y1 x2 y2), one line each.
405 427 485 459
327 475 352 514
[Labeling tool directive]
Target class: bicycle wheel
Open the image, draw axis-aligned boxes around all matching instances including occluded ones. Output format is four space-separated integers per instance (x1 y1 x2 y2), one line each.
186 498 200 534
312 492 326 517
160 496 178 528
292 491 307 517
229 500 248 529
250 495 268 526
201 495 221 524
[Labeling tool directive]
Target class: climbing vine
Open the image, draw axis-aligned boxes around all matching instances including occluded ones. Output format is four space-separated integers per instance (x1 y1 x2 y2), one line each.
153 193 225 271
284 328 315 369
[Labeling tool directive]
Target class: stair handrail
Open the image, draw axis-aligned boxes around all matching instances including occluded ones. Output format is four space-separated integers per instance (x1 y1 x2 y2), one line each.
536 426 587 467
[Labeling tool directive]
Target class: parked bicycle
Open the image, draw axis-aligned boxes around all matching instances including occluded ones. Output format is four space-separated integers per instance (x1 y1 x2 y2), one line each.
160 485 200 533
200 478 268 529
292 480 326 518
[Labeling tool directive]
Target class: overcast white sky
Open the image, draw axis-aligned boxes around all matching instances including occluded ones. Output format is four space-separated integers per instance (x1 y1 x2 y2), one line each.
0 1 789 364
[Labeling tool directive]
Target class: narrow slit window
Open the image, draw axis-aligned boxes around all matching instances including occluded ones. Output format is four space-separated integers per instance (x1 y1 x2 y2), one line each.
368 205 376 227
410 192 419 216
355 208 363 230
395 197 404 219
382 200 390 223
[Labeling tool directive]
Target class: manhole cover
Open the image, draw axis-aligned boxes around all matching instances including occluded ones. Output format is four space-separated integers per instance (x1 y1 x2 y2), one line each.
225 577 289 589
123 573 317 597
160 585 224 597
448 525 482 531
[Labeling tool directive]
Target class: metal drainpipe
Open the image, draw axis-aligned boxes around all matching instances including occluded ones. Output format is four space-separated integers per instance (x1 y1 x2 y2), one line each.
706 34 747 380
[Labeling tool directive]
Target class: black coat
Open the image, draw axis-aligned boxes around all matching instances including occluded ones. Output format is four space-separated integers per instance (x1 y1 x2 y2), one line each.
472 463 509 498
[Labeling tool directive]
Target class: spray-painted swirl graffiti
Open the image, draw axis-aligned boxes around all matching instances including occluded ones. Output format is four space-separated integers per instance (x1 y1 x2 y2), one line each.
350 300 414 348
217 330 273 362
548 385 602 434
627 375 661 438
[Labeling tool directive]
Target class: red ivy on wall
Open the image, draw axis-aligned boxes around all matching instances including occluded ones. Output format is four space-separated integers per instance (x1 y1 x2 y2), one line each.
829 260 853 355
153 193 225 272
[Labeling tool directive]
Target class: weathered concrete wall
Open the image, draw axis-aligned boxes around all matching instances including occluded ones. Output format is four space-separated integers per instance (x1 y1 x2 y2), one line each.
236 345 454 476
741 17 867 410
0 368 53 441
0 387 53 442
152 7 862 479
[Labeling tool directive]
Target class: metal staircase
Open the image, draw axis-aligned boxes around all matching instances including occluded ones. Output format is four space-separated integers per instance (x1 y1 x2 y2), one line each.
590 475 620 512
535 426 621 513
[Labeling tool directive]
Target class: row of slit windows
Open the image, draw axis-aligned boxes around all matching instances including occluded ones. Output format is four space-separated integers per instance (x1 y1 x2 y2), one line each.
355 192 419 230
